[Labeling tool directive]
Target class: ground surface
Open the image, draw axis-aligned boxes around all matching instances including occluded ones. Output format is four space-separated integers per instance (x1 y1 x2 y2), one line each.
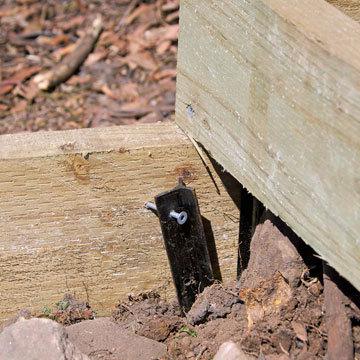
0 0 178 134
108 216 360 359
1 204 360 360
110 217 329 359
111 282 325 359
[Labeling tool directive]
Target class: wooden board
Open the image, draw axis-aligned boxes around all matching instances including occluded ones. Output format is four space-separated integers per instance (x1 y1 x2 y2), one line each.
0 122 240 321
176 0 360 289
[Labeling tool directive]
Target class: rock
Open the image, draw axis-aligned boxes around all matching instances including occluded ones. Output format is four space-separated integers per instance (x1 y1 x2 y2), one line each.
0 309 32 334
0 318 89 360
264 355 290 360
240 213 305 290
187 283 241 325
136 316 182 342
66 317 167 360
213 341 255 360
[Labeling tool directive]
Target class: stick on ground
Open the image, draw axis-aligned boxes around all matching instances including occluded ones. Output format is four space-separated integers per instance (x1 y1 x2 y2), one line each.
323 263 354 360
34 16 102 91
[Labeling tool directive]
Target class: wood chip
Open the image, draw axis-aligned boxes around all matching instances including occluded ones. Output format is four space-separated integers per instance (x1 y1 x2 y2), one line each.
291 321 308 343
34 16 103 91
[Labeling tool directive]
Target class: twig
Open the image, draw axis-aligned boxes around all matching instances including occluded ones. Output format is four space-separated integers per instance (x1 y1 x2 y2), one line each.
279 342 290 356
306 323 327 338
196 346 207 359
111 104 174 119
323 262 354 360
34 16 102 91
115 0 140 33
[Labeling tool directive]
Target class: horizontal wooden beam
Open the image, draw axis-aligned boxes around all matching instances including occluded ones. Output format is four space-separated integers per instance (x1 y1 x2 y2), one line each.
0 123 240 321
176 0 360 289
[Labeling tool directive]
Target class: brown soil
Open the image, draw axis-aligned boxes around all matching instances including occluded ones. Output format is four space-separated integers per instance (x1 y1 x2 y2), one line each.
2 213 360 359
109 213 360 359
111 279 325 359
38 293 95 325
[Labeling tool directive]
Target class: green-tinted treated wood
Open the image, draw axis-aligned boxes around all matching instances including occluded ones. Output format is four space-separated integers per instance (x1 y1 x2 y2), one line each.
0 123 240 321
176 0 360 290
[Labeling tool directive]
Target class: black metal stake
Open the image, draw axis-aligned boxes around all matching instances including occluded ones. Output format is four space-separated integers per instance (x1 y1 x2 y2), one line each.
152 182 214 312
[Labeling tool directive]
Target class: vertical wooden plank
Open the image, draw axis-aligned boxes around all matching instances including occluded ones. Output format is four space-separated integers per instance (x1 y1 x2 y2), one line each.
176 0 360 290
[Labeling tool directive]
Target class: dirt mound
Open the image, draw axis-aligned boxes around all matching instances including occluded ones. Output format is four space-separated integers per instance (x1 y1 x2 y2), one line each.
110 275 326 359
110 214 329 359
112 291 183 342
39 293 95 325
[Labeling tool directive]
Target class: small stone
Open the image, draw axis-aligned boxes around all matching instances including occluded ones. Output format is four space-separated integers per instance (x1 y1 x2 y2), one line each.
66 317 167 360
0 309 32 334
187 284 240 325
0 318 89 360
213 341 255 360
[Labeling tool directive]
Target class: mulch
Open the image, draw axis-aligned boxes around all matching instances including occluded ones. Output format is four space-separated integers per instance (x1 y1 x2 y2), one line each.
0 0 178 134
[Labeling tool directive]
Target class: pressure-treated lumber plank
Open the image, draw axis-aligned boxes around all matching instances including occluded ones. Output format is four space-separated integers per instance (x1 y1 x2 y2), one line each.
176 0 360 290
0 123 240 321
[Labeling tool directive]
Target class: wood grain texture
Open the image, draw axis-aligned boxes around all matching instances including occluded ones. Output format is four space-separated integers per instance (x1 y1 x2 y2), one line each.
0 123 240 321
327 0 360 22
176 0 360 289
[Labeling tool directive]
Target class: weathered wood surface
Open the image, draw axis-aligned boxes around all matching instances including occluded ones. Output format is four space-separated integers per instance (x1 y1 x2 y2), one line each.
0 123 240 321
176 0 360 289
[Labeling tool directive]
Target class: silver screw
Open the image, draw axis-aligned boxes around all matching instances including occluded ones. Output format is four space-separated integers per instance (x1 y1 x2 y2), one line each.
145 202 157 212
145 202 188 225
169 210 188 225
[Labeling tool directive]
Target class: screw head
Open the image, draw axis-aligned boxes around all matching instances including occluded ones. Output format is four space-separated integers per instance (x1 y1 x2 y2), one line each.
177 211 188 225
170 210 188 225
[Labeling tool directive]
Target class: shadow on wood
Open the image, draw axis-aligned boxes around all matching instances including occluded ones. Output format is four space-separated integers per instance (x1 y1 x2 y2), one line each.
202 216 222 282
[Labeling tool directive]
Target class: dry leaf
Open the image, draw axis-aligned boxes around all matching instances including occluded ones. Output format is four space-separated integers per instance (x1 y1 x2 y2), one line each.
0 66 41 95
120 99 148 111
59 15 86 32
0 104 9 112
163 24 178 41
162 2 179 12
52 43 77 61
165 10 179 23
11 99 27 113
100 84 117 99
37 34 69 46
0 7 19 17
84 51 108 66
119 82 139 102
66 75 92 86
0 84 14 96
145 24 178 44
125 4 156 26
125 51 158 71
8 66 41 83
12 79 40 100
152 68 177 81
291 321 308 343
156 40 171 55
138 111 163 123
